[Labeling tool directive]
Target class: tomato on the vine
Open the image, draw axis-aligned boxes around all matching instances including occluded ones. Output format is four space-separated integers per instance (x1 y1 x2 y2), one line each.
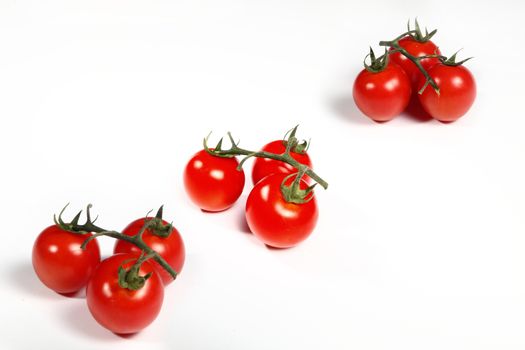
251 140 312 185
184 149 245 212
86 253 164 334
245 173 318 248
353 61 411 122
114 217 185 285
389 35 441 87
32 225 101 294
417 62 476 122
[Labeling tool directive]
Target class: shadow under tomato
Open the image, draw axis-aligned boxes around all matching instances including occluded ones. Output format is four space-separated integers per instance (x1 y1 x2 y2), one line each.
61 301 122 341
331 96 375 125
402 94 433 122
8 261 85 300
238 214 252 234
201 208 231 214
264 244 293 251
59 289 85 298
114 332 139 339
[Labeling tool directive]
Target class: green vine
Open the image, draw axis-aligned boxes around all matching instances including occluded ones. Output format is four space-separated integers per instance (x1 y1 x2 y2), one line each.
54 204 177 287
203 125 328 204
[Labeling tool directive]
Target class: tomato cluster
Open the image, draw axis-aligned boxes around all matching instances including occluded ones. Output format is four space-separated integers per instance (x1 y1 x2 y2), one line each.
32 206 185 334
183 128 325 248
353 20 476 123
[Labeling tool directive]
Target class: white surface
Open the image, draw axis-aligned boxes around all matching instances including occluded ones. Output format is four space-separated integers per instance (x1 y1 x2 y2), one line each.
1 1 524 349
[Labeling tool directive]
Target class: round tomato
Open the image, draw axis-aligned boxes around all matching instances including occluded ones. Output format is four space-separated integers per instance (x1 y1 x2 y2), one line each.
86 253 164 334
353 62 411 122
251 140 312 185
32 225 101 294
114 217 185 285
389 36 441 87
184 149 245 212
245 173 318 248
417 63 476 122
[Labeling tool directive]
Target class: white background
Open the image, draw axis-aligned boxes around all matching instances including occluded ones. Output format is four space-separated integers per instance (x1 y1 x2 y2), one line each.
1 0 524 349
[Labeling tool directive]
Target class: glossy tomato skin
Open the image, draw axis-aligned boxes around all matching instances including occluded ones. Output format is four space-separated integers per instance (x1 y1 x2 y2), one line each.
353 62 412 122
184 149 245 212
389 36 441 87
245 173 318 248
114 218 185 285
32 225 101 294
86 253 164 334
251 140 313 185
417 63 476 122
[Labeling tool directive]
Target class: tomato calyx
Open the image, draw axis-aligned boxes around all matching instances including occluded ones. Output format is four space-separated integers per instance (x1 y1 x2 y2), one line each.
363 47 389 73
203 126 328 203
118 253 155 291
144 206 173 238
283 125 309 154
280 170 317 204
407 18 437 43
440 50 473 67
54 204 178 281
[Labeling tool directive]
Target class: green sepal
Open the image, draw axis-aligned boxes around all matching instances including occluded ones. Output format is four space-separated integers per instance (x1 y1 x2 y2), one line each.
408 18 437 43
280 172 316 204
441 50 473 66
363 47 389 73
118 265 152 291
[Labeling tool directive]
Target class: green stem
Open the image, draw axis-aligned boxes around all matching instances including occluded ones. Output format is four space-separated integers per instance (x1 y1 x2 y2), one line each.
378 30 440 94
204 133 328 190
57 205 177 281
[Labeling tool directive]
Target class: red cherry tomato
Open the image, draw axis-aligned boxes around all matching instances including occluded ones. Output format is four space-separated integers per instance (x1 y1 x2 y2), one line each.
86 253 164 334
114 217 185 285
417 63 476 122
389 36 441 86
184 149 245 212
353 62 412 122
245 173 318 248
32 225 101 294
251 140 312 185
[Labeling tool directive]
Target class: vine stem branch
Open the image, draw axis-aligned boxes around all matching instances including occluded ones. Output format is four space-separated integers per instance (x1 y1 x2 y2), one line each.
377 30 440 95
204 132 328 190
56 205 177 281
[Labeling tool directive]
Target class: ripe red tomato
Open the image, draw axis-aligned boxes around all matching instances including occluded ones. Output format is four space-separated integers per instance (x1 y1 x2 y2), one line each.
86 253 164 334
251 140 312 185
417 63 476 122
114 217 185 285
245 173 318 248
389 36 441 87
32 225 101 294
184 149 245 212
353 62 411 122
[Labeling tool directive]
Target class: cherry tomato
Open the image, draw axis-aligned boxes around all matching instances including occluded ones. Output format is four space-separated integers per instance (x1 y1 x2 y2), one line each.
114 217 185 285
86 253 164 334
245 173 318 248
389 36 441 87
353 62 411 122
251 140 312 185
184 149 245 212
32 225 101 294
417 63 476 122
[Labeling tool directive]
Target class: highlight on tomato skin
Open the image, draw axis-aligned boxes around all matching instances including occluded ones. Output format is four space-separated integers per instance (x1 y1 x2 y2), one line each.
353 61 412 122
32 225 101 294
417 63 477 122
114 217 185 286
245 173 319 248
184 149 245 212
86 253 164 335
251 140 313 185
